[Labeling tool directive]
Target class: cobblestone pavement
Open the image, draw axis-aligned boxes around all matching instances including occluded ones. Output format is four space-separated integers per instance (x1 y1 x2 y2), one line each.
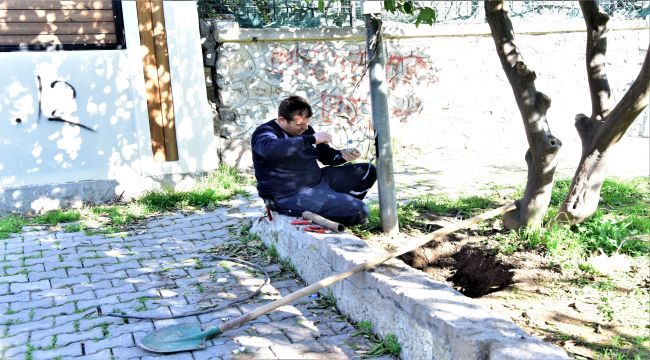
0 196 386 360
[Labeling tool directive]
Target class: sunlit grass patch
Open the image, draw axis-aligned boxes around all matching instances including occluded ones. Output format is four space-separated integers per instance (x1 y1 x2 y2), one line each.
139 165 251 212
0 165 251 236
411 195 499 216
510 177 649 260
63 223 83 233
33 209 81 225
351 194 499 238
91 205 147 226
0 216 25 239
355 177 648 260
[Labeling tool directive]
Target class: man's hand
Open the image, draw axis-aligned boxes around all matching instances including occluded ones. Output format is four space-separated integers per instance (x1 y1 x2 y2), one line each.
341 148 361 162
313 131 332 144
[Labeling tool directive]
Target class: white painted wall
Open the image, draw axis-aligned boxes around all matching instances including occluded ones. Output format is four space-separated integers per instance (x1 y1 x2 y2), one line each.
0 1 218 212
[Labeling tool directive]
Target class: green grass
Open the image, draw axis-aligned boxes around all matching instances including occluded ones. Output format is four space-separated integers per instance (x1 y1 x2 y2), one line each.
0 165 250 238
354 177 648 262
0 215 25 239
410 195 499 216
33 209 81 225
138 165 250 212
267 243 280 260
351 320 374 338
43 335 57 350
351 320 401 358
25 343 35 360
91 205 146 226
314 289 337 309
63 223 83 233
351 194 498 238
508 178 649 260
367 333 401 358
279 258 296 273
99 322 110 338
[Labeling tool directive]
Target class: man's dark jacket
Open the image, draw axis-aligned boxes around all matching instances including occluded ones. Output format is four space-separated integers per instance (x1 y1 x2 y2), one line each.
251 119 345 199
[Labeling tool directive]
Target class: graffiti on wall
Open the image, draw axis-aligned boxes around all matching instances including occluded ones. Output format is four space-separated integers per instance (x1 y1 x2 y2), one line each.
386 52 439 122
265 43 367 87
36 76 95 132
217 40 439 156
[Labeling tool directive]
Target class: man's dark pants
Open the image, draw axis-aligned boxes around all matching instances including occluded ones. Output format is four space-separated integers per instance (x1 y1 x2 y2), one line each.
273 163 377 226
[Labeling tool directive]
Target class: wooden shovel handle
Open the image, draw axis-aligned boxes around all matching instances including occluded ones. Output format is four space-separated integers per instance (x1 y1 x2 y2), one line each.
218 202 516 334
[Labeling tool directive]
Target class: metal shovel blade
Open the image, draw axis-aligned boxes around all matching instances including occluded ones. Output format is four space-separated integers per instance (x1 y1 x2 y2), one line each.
138 323 210 353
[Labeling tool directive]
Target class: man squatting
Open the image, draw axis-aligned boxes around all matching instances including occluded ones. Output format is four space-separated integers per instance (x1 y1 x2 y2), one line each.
251 95 377 226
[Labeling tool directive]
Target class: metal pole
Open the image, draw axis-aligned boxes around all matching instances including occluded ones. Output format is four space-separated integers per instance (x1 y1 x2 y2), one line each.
363 6 398 234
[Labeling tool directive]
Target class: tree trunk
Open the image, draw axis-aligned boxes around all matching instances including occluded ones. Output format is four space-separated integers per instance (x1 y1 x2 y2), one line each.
485 1 562 229
557 1 650 224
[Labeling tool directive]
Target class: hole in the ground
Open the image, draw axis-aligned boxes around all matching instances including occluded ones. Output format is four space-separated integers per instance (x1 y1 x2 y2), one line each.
447 246 515 298
400 243 515 298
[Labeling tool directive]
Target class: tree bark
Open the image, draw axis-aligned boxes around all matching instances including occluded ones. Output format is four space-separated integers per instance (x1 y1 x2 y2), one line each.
558 1 650 224
485 1 562 229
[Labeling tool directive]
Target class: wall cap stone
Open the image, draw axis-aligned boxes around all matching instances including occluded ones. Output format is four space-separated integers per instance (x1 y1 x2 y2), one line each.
215 19 649 43
252 213 570 360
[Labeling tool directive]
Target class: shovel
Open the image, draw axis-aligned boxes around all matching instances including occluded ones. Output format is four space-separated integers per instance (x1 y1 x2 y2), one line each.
138 202 516 353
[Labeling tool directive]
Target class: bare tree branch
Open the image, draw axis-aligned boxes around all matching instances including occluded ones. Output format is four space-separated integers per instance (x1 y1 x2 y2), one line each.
595 50 650 149
580 0 614 120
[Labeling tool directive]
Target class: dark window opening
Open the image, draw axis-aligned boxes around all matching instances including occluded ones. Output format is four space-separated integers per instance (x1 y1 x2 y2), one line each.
0 0 126 51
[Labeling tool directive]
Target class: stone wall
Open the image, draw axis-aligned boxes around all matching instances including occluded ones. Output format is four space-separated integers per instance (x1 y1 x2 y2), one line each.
206 20 649 179
252 213 570 360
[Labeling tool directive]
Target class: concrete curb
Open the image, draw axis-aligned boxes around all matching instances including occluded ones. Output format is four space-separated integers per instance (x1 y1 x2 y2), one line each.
251 213 569 360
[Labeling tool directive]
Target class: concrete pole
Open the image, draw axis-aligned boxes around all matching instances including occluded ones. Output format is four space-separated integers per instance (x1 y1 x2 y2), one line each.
362 2 398 234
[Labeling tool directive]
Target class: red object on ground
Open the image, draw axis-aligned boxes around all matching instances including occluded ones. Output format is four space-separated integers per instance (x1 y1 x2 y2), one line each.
303 225 327 234
266 205 273 221
291 219 311 225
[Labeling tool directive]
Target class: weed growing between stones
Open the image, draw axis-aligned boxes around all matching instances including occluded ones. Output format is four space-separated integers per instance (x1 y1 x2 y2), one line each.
134 297 149 312
99 322 110 339
43 335 57 350
24 343 35 360
267 244 280 260
311 289 337 309
351 320 401 358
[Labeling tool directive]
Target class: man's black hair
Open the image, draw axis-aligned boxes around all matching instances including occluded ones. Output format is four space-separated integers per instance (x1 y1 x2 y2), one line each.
278 96 313 122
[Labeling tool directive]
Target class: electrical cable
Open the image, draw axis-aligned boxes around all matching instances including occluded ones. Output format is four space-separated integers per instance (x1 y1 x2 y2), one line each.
103 255 271 321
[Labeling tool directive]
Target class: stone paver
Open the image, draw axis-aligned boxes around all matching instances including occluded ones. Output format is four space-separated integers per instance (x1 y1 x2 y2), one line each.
0 195 381 360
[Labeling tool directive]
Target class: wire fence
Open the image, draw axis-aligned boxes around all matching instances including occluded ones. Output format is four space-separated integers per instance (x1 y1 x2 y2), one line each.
197 0 650 27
